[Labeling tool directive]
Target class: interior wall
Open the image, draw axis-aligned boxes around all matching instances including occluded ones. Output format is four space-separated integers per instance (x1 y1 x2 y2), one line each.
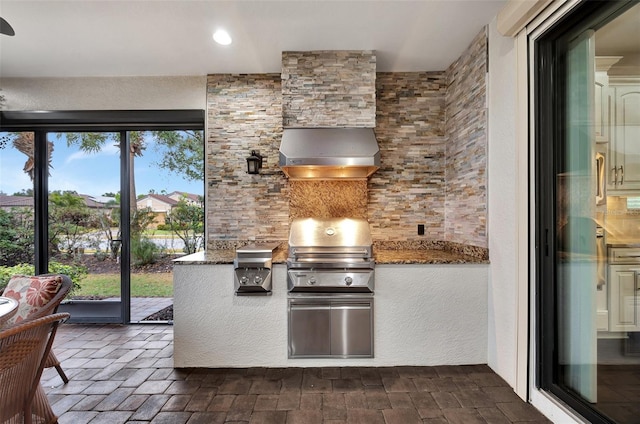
487 18 518 387
0 76 206 110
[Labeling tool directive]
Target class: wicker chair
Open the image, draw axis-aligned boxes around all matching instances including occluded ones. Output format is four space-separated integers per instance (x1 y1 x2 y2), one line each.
2 274 72 384
0 312 69 424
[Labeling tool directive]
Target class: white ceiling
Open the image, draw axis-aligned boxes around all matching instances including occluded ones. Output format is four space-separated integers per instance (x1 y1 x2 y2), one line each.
0 0 506 78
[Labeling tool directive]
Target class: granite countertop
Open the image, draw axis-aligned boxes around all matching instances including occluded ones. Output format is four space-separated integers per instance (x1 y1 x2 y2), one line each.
374 249 488 264
174 241 489 265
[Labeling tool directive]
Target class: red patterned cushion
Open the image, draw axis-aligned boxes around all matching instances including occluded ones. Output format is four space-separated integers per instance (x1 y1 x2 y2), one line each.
2 275 62 325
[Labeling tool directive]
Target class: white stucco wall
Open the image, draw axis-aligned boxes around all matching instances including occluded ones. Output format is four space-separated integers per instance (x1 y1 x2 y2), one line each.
487 18 518 387
0 76 206 110
174 263 488 368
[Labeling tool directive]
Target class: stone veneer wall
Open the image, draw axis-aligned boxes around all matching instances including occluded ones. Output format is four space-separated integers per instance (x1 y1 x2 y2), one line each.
205 33 488 247
206 74 288 245
281 51 376 128
445 29 488 247
370 72 447 240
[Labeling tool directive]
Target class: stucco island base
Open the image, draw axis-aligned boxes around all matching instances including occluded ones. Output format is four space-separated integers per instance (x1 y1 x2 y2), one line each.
173 263 488 368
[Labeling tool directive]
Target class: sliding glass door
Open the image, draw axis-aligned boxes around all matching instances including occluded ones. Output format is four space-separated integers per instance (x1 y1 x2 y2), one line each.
536 2 640 423
0 111 204 324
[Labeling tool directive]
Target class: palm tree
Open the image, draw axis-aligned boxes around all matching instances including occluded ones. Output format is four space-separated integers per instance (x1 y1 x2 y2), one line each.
9 132 54 180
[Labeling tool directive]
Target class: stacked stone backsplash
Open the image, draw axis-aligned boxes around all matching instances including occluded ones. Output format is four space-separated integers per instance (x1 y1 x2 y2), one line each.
370 72 447 241
445 29 488 247
205 30 488 249
206 74 288 245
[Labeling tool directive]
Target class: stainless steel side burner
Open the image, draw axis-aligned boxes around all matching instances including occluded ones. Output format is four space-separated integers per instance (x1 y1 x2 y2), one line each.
233 243 279 296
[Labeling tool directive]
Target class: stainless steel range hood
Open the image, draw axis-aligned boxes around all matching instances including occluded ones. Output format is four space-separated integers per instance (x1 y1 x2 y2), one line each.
279 128 380 180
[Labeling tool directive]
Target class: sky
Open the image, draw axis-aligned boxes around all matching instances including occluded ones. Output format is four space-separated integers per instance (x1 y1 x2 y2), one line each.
0 132 203 198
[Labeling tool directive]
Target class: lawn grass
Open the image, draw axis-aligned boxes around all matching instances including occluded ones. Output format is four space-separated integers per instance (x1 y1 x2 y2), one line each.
75 273 173 297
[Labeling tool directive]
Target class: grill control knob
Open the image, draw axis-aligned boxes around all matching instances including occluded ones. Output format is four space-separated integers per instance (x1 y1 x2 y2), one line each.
254 275 263 284
240 276 249 285
344 276 353 286
308 277 316 285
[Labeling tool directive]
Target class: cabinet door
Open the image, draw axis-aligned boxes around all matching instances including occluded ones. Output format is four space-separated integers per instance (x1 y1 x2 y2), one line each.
612 86 640 189
608 266 640 331
330 301 373 357
595 71 611 143
289 302 331 357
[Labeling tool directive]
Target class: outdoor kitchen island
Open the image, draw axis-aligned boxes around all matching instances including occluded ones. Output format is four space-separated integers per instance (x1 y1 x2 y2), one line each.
173 243 489 368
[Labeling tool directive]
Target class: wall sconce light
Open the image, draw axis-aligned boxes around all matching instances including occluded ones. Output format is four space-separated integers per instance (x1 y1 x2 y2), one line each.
246 150 263 174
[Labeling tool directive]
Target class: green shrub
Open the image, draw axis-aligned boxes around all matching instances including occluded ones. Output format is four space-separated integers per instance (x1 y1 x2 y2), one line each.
0 208 34 266
0 261 87 295
131 237 158 266
94 250 108 261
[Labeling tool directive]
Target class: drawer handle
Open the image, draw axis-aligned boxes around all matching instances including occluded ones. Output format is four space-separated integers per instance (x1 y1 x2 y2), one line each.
617 255 640 258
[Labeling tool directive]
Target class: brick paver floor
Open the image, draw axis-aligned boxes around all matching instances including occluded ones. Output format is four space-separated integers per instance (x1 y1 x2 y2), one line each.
41 324 551 423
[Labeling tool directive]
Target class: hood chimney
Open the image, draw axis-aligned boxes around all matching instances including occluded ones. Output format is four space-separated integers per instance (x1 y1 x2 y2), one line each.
279 51 379 180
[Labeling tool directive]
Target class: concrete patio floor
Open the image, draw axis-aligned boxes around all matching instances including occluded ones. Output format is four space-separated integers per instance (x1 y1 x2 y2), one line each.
41 324 551 424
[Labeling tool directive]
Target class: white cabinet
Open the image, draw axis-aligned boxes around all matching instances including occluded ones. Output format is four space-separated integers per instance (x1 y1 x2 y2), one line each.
594 71 611 143
608 83 640 191
608 264 640 332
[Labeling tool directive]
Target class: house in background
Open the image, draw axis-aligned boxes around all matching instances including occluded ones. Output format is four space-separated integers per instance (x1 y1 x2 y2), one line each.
0 193 110 212
136 192 201 227
167 191 201 206
0 194 33 211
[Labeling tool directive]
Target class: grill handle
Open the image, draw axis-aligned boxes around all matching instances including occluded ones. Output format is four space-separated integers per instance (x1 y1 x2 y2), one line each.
292 248 370 256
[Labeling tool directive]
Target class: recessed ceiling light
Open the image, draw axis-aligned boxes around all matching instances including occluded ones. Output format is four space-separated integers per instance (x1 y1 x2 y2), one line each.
213 29 232 46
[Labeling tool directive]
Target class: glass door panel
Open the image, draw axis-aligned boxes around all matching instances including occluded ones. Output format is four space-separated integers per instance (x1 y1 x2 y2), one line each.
129 130 204 323
48 132 123 323
538 2 640 422
0 132 35 285
557 29 598 403
592 4 640 422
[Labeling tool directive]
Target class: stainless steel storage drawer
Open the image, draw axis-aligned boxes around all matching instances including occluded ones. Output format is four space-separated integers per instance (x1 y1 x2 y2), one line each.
288 296 373 358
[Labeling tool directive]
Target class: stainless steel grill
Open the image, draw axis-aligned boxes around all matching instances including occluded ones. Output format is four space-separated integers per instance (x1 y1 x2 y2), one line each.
286 218 375 358
286 218 375 293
